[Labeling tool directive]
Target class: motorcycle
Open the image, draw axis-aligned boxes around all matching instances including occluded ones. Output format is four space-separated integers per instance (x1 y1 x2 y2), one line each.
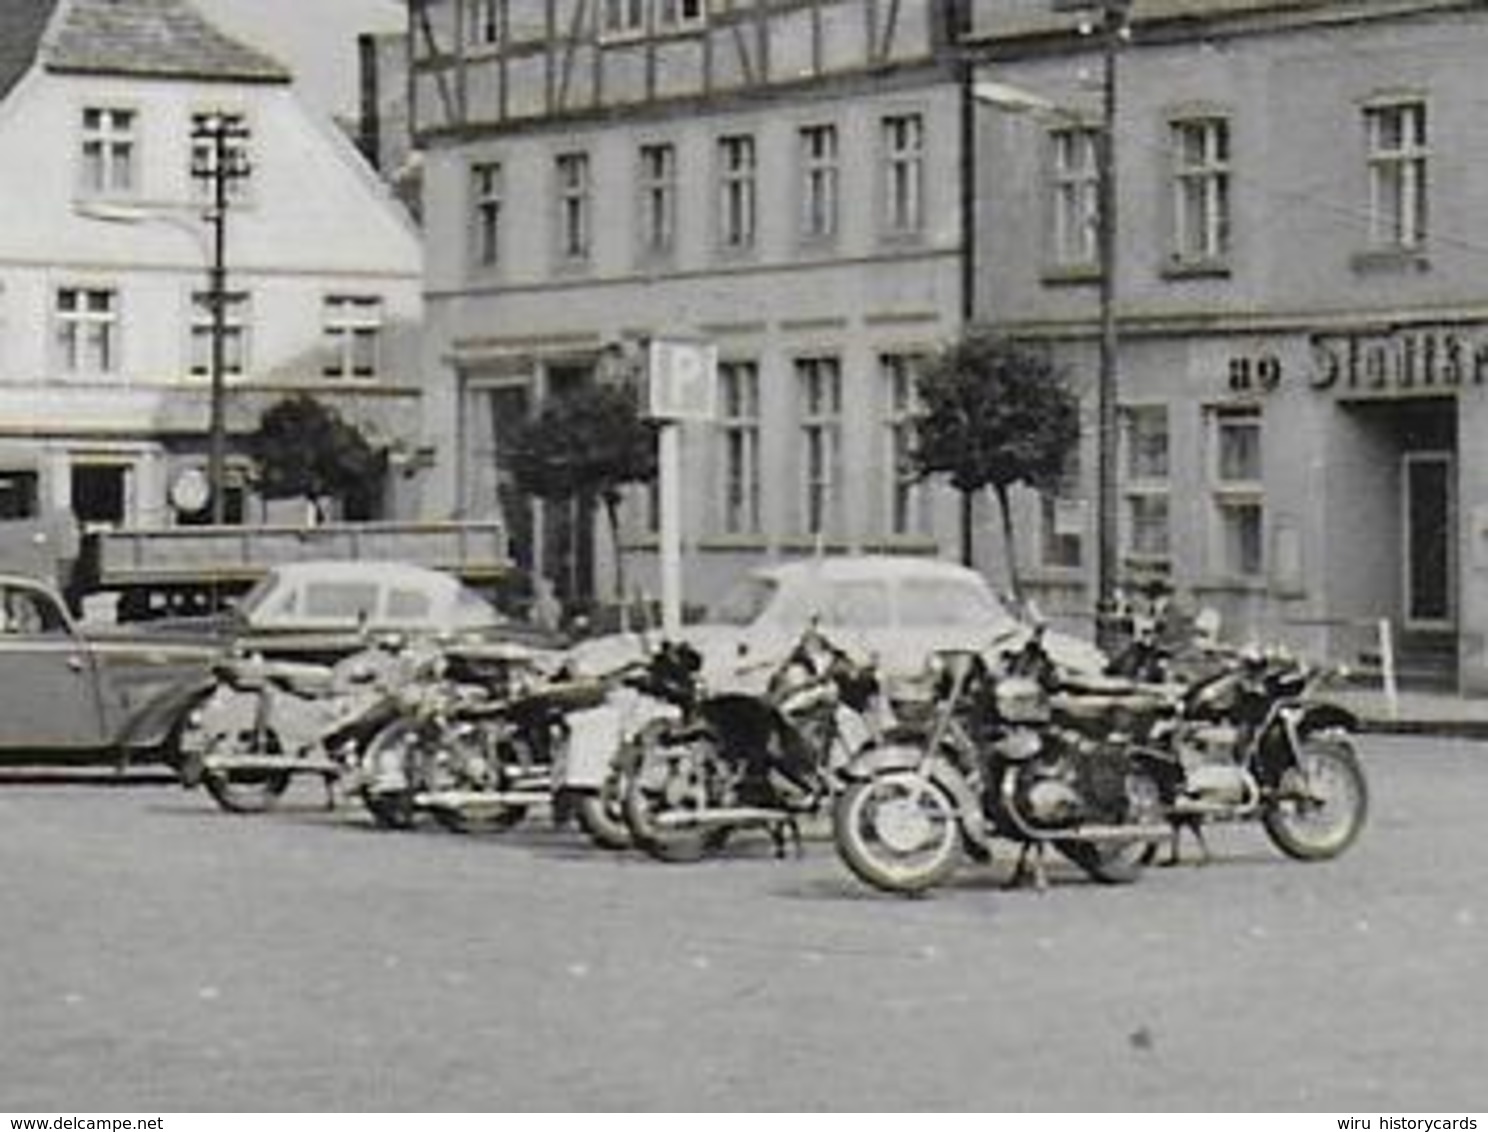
1136 641 1369 865
621 627 886 863
833 626 1174 895
177 636 429 814
354 642 608 833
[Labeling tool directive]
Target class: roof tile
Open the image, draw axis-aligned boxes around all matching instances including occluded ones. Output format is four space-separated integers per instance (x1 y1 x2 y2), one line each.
45 0 290 83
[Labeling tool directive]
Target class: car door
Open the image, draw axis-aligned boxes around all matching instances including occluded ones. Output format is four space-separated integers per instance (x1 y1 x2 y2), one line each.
0 580 110 751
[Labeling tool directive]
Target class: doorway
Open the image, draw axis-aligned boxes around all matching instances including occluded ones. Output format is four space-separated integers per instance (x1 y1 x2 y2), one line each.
1403 450 1454 629
70 462 132 529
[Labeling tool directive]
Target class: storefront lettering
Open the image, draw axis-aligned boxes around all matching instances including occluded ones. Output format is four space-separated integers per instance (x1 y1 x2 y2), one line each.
1228 354 1282 393
1309 326 1488 393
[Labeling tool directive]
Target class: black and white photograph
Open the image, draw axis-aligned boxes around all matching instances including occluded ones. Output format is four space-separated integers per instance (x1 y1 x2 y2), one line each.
1 0 1485 1116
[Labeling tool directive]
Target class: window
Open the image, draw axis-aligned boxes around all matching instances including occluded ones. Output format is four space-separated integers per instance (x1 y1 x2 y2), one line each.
881 353 925 536
799 124 839 242
55 287 118 375
190 112 251 201
718 134 756 251
304 581 380 621
0 471 39 520
190 291 249 378
657 0 705 29
1210 407 1264 577
1123 405 1171 564
1170 117 1230 266
1040 445 1083 570
322 296 382 379
472 160 503 266
555 151 591 262
80 107 136 195
1050 127 1098 269
797 356 842 536
603 0 644 35
1365 100 1428 251
717 361 760 535
465 0 500 45
638 143 676 257
882 113 924 235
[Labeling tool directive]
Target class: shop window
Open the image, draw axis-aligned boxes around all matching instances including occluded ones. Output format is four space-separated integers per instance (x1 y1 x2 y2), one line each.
797 356 842 537
882 353 926 537
1169 116 1230 268
717 361 760 535
1123 405 1170 568
1040 446 1083 570
1365 99 1428 253
1209 407 1264 578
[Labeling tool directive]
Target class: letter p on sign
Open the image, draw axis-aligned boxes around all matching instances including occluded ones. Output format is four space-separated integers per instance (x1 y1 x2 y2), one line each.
647 338 718 421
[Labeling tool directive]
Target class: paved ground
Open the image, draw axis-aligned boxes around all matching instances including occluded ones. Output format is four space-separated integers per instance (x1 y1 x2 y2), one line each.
0 736 1484 1112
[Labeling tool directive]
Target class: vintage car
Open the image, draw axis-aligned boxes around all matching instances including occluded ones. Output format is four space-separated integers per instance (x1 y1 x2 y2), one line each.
567 554 1104 691
0 572 219 766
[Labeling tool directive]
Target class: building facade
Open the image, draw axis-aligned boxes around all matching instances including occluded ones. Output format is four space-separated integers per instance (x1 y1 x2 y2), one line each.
408 0 974 611
0 0 428 559
971 0 1488 688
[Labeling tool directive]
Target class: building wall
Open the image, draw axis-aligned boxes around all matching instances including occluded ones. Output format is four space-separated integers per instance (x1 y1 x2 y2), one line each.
973 1 1488 685
0 64 427 536
413 0 972 609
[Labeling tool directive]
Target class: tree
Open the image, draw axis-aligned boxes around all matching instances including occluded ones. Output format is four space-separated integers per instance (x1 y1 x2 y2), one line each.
503 382 658 614
913 330 1081 603
247 394 387 521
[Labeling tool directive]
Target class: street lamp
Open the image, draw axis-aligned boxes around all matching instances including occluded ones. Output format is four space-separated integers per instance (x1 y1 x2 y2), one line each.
970 0 1131 649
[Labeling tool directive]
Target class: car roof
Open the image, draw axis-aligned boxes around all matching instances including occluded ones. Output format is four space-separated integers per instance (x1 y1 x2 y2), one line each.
263 560 463 590
750 555 990 587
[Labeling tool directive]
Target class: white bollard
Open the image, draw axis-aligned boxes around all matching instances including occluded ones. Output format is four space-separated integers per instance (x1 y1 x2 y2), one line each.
1378 618 1399 722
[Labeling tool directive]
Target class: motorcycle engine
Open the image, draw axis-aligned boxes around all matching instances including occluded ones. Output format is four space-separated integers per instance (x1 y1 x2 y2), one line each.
1014 731 1132 828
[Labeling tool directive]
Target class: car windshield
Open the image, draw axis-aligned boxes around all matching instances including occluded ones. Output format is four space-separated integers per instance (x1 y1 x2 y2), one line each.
711 576 779 626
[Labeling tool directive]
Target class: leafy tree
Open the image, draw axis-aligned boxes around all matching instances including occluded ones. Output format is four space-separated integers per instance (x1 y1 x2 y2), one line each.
913 329 1081 603
503 382 658 612
247 394 387 521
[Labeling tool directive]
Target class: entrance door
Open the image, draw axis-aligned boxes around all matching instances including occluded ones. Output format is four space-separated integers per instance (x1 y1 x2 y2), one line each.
1403 451 1454 628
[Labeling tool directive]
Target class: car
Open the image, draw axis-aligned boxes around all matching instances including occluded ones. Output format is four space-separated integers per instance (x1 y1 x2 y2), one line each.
0 572 218 766
125 559 563 659
567 554 1104 692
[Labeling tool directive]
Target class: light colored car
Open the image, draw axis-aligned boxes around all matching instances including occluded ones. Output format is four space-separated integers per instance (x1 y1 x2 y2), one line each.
568 555 1103 691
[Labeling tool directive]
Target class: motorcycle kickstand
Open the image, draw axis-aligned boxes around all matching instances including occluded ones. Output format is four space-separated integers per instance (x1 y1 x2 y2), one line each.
1166 817 1211 867
1008 842 1050 892
769 817 804 860
321 773 338 811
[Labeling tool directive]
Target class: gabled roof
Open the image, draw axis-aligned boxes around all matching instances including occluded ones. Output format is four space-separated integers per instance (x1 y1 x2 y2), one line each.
39 0 290 87
0 0 60 100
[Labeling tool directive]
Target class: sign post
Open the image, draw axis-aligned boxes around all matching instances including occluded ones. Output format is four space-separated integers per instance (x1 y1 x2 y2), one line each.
644 338 717 636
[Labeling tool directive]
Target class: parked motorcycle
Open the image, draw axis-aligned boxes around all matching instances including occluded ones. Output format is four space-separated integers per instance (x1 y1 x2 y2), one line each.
355 642 607 833
1136 641 1368 864
177 636 428 813
833 626 1174 895
621 627 885 863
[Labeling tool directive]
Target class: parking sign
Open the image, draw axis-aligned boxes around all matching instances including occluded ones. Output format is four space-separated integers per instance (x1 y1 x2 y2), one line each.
646 338 717 420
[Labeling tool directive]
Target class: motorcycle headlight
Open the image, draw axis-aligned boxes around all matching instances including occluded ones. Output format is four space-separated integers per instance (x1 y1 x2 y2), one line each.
995 676 1050 724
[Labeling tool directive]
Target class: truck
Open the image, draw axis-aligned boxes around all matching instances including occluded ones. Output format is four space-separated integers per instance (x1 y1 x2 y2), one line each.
77 519 512 622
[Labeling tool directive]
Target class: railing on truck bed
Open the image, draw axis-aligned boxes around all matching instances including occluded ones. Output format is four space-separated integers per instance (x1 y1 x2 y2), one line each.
95 520 511 588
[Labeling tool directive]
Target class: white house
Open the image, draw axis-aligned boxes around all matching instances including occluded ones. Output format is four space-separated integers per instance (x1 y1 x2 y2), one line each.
0 0 428 550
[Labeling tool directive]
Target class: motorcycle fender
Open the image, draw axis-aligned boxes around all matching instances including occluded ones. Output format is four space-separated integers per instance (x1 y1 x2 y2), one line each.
1296 702 1359 737
842 745 989 848
558 702 625 790
840 739 925 781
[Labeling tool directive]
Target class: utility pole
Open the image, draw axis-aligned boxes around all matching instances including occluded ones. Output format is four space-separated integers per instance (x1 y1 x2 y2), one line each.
190 113 251 525
1091 0 1131 651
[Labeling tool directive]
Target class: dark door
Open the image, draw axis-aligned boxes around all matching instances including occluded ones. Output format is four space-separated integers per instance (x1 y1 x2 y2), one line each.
1404 452 1453 627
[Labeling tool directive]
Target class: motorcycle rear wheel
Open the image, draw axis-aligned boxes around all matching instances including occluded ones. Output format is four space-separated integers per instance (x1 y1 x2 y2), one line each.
359 719 422 830
430 804 528 834
833 771 963 895
623 731 724 863
1261 732 1368 861
197 729 292 815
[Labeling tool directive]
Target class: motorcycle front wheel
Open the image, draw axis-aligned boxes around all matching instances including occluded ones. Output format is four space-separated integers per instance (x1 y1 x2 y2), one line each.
622 730 725 863
358 718 422 831
1261 732 1368 861
832 770 963 895
575 767 633 850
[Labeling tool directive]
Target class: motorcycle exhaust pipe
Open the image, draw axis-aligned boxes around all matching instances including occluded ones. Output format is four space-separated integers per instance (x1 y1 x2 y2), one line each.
652 806 793 829
412 789 551 810
202 754 342 776
1053 822 1172 843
